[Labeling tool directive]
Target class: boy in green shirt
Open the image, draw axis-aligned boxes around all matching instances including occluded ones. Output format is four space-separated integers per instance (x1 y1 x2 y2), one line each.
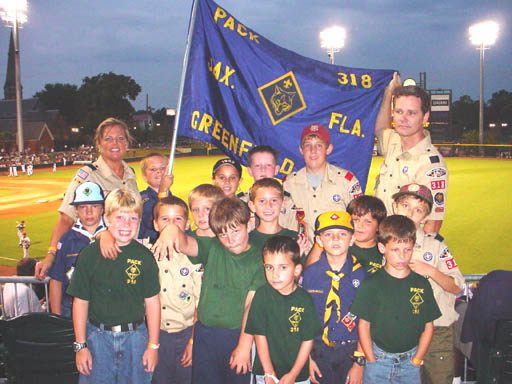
152 197 266 384
246 236 322 383
350 215 441 384
67 188 161 383
346 195 387 274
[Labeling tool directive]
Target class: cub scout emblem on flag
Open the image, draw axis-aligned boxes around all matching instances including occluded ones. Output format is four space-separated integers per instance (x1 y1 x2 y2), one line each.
258 72 306 125
126 259 141 285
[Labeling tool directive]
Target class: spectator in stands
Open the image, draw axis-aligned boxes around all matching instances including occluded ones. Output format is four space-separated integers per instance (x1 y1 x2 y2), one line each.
3 258 43 317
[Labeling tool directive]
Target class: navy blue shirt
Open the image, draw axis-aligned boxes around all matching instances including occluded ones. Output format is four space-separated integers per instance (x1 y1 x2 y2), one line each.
302 252 368 342
139 186 159 242
48 220 106 311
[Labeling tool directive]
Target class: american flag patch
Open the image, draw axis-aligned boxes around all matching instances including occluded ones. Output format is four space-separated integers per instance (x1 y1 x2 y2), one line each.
77 169 89 180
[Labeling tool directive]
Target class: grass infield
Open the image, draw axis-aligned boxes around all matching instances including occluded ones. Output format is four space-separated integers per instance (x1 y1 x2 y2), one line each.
0 155 510 274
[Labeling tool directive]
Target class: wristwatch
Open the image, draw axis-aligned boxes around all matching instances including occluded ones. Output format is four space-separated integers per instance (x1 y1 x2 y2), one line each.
351 354 367 366
72 341 88 353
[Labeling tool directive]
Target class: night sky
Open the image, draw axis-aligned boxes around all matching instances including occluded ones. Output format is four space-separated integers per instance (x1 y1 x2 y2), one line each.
1 0 511 111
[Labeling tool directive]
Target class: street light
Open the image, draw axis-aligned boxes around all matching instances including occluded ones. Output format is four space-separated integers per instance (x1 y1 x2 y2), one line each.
320 26 346 64
469 21 498 156
0 0 27 154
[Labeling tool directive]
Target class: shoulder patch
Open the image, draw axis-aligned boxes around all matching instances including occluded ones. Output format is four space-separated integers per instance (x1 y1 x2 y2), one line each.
76 169 89 180
426 167 447 178
434 233 444 242
283 190 291 197
344 171 354 181
429 155 440 164
236 191 245 198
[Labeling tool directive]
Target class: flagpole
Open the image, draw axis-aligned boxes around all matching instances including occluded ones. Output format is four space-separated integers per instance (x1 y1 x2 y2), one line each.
167 0 200 174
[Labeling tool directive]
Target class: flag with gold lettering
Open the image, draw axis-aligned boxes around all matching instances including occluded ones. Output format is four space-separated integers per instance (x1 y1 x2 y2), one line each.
177 0 395 189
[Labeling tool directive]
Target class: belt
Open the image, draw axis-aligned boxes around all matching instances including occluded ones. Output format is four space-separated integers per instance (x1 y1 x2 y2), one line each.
89 318 144 333
324 339 358 347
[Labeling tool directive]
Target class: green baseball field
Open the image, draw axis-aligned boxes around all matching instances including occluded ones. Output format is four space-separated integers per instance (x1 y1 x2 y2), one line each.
1 154 511 274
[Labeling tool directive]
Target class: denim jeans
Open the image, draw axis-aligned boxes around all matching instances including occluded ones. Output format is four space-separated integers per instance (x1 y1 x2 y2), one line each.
310 339 357 384
363 343 420 384
79 321 152 384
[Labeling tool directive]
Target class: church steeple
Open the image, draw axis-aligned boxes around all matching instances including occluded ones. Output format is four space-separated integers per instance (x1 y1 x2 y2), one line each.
4 30 21 100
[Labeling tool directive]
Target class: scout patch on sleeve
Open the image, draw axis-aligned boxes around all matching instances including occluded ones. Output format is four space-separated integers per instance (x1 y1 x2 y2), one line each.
426 167 447 178
429 155 440 163
434 192 445 206
430 180 446 190
445 258 458 270
439 247 452 259
77 169 89 180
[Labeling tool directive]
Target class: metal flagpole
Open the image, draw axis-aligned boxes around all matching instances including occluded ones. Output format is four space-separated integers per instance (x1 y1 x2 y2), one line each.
167 0 200 174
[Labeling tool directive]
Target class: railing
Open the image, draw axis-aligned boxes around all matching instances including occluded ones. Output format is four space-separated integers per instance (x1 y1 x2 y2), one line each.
0 276 50 318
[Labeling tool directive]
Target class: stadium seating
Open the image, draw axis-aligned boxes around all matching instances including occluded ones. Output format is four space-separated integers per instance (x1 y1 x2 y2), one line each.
0 312 78 383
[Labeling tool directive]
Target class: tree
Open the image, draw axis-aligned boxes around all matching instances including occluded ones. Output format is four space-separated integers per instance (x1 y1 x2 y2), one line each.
452 95 479 135
34 83 80 125
78 72 141 135
487 90 512 123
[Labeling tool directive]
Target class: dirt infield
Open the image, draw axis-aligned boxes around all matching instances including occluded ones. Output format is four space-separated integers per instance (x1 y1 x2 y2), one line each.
0 177 68 220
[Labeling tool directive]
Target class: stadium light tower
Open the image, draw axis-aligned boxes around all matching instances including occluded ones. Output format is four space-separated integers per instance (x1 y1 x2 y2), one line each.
469 21 498 156
320 26 346 64
0 0 28 153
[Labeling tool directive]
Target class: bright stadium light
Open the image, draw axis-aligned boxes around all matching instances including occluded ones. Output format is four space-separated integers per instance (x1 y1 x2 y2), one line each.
469 21 499 156
1 0 28 153
320 26 346 64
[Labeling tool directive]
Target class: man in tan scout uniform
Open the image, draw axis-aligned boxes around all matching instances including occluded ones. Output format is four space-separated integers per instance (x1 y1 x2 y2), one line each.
283 123 363 246
374 72 448 233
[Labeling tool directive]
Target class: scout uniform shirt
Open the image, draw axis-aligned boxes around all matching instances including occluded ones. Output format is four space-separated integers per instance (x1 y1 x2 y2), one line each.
283 163 362 245
375 129 448 221
157 250 203 333
413 228 465 327
59 156 139 220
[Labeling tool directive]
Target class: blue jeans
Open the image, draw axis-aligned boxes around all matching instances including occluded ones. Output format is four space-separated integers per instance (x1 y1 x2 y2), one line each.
363 343 420 384
79 321 152 384
152 326 193 384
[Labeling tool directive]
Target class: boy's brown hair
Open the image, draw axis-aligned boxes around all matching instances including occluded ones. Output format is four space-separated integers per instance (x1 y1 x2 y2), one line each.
209 197 250 235
263 235 301 266
247 145 278 166
140 153 167 176
153 196 189 221
249 178 284 202
377 215 416 245
188 184 224 207
104 188 142 218
347 195 387 224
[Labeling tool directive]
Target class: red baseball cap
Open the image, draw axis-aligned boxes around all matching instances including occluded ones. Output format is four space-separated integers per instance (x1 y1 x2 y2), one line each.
301 124 330 144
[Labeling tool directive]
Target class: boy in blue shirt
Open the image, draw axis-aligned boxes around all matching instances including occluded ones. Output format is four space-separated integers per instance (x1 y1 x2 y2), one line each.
303 211 368 384
48 182 107 317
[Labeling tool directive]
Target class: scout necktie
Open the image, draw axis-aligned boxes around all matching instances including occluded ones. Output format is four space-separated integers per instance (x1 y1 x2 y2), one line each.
322 270 344 346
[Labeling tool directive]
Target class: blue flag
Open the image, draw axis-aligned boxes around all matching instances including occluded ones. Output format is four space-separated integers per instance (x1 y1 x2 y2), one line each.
177 0 395 189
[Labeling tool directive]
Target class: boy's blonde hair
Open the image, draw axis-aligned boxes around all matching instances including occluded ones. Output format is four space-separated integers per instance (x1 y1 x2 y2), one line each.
188 184 224 207
377 215 416 245
249 178 283 202
209 197 250 235
140 153 167 176
104 189 142 218
153 196 189 220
